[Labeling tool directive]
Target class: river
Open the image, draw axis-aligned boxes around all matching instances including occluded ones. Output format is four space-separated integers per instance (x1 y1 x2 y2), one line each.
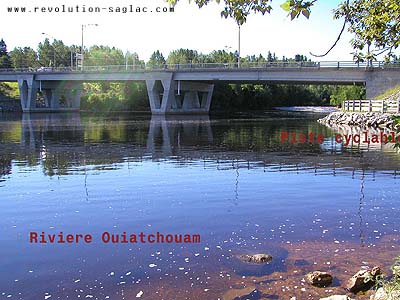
0 112 399 300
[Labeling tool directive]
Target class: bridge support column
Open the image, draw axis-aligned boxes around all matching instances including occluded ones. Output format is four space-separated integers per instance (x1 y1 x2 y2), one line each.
18 76 38 112
146 79 214 114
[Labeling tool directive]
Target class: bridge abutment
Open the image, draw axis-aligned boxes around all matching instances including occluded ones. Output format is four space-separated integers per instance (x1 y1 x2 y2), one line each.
366 70 400 99
146 79 214 114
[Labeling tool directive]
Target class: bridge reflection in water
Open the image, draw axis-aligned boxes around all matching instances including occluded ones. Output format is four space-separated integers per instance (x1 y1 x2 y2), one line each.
0 113 396 180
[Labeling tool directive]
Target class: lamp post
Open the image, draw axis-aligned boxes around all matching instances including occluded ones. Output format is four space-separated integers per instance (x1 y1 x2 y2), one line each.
41 32 56 67
81 23 98 71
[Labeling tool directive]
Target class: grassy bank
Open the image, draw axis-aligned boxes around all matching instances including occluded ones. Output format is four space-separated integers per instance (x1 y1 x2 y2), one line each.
0 82 19 99
376 85 400 100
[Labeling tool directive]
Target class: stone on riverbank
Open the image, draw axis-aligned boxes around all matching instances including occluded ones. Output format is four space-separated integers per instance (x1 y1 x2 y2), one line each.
306 271 333 287
318 112 397 129
392 265 400 278
320 295 355 300
238 253 272 264
222 286 261 300
373 287 400 300
345 266 381 294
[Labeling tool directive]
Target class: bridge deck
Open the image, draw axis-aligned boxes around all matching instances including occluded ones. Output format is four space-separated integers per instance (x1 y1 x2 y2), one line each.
0 61 399 83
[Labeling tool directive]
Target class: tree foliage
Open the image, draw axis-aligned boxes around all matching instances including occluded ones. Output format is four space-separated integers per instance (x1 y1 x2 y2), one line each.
165 0 399 61
167 49 200 64
334 0 400 62
85 46 125 66
165 0 316 25
0 39 12 68
148 50 166 68
9 47 38 68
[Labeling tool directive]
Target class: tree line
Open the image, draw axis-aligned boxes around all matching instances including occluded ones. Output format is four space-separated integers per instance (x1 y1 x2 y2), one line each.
0 38 365 111
0 38 310 69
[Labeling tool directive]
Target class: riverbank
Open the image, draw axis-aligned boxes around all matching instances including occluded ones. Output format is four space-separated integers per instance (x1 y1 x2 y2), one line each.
318 112 399 129
0 98 21 112
275 106 339 113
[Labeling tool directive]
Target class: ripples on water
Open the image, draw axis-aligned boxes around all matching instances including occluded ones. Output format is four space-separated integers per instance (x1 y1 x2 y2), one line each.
0 112 399 300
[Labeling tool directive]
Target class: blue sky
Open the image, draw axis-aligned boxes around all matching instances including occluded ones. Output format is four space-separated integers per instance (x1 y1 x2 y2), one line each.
1 0 356 62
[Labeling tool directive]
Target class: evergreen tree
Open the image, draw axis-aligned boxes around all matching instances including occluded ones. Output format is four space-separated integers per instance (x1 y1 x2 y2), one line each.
147 50 166 68
10 47 38 68
0 39 12 68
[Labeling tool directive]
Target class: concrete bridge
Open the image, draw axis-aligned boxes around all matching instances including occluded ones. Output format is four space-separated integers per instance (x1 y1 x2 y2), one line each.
0 61 399 114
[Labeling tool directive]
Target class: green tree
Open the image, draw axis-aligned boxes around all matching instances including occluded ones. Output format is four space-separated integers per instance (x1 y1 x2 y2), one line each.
206 50 237 64
330 85 366 106
127 52 145 68
167 49 199 65
166 0 315 25
147 50 166 68
10 47 38 68
38 38 56 67
85 46 125 66
334 0 400 62
52 40 73 67
295 54 308 62
0 39 12 68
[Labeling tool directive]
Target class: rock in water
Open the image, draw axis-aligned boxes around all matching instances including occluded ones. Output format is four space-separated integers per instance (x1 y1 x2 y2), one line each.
222 286 261 300
306 271 333 287
345 266 381 294
238 253 272 264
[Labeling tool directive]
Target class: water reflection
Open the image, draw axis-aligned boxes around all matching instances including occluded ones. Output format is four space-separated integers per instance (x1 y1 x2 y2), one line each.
358 170 366 247
0 112 400 179
146 115 213 157
1 112 400 300
21 113 84 149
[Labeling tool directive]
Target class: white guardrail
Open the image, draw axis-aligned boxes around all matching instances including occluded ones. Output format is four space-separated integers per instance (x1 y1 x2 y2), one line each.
343 99 400 113
0 61 400 73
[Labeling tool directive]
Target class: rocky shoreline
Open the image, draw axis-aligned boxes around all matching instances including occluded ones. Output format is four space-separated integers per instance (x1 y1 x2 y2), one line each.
318 112 399 129
232 253 399 300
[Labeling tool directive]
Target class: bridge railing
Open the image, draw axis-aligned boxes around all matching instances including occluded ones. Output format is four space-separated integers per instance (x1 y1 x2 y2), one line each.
1 61 400 73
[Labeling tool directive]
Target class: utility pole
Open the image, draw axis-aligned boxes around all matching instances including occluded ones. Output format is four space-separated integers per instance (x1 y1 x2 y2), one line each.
238 24 241 68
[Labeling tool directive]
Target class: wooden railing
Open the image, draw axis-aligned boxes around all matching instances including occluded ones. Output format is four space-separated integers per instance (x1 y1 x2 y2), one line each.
342 99 400 113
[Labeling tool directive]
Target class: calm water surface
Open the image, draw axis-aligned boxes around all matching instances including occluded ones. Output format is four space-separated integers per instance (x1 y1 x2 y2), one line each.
0 112 399 300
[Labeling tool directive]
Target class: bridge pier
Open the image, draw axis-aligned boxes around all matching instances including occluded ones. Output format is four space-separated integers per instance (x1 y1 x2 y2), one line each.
146 79 214 114
18 76 39 111
17 75 82 112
